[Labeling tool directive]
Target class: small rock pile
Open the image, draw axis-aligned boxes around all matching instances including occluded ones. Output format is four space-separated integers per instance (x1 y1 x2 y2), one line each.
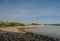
0 30 59 41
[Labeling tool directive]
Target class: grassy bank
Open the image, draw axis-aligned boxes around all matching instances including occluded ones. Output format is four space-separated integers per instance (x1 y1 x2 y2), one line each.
0 21 25 27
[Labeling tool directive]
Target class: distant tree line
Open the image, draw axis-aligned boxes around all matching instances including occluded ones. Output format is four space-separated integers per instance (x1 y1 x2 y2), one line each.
44 24 60 26
48 24 60 26
30 23 60 26
30 23 41 25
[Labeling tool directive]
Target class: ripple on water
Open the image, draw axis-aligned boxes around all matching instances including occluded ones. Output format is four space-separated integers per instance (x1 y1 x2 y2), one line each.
25 26 60 39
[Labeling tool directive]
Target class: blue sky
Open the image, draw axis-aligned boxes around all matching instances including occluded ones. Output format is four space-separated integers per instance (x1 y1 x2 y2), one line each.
0 0 60 24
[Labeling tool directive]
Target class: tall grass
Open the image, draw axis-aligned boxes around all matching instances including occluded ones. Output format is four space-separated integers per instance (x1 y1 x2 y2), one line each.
0 21 25 27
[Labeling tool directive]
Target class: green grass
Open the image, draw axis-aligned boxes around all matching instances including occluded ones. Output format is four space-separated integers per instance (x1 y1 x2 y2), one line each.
0 21 25 27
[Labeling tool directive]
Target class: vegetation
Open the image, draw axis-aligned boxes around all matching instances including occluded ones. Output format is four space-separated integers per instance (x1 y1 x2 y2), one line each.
44 24 60 26
48 24 60 26
30 23 60 26
31 23 41 25
0 21 25 27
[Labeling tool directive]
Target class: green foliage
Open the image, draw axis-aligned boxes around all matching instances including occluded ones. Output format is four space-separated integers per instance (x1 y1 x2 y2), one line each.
31 23 41 25
0 21 25 27
30 23 60 26
45 24 60 26
48 24 60 26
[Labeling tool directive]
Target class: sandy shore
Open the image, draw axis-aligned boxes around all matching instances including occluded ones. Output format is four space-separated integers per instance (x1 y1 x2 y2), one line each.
0 25 44 33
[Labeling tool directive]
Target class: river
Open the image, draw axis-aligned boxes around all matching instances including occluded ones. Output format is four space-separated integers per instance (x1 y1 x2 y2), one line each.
25 26 60 39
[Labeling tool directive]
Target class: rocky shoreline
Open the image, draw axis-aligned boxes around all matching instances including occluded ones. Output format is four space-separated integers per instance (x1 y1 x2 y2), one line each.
0 30 59 41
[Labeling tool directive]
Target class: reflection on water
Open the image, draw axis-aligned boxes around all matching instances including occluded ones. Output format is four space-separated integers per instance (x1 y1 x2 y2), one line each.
25 26 60 39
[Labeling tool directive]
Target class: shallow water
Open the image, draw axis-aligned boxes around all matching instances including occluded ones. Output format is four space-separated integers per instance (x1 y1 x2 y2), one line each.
25 26 60 39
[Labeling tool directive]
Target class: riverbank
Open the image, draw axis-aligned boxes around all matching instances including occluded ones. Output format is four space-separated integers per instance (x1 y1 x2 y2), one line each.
0 26 44 33
0 27 59 41
0 30 59 41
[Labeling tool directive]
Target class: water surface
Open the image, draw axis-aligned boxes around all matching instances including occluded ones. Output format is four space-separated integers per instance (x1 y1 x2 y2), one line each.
25 26 60 39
